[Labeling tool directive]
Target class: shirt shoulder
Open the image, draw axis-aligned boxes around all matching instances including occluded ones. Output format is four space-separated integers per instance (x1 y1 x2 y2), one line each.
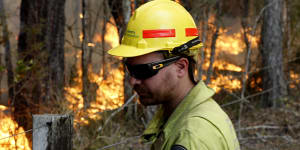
164 117 229 150
165 129 209 150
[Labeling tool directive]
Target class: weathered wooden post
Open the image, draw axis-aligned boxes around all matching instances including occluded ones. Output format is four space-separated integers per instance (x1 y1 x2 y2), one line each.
33 114 73 150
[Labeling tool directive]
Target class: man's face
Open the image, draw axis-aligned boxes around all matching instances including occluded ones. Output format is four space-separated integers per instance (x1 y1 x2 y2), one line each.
125 52 178 106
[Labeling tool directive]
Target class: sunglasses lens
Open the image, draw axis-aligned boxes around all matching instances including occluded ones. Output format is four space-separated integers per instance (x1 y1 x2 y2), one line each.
125 56 181 80
126 64 158 80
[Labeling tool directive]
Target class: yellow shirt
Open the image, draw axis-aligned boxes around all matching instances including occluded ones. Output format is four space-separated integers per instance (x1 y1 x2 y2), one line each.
142 81 240 150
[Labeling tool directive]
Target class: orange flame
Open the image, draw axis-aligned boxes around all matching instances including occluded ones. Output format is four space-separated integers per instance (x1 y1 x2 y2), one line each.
91 17 120 49
289 70 300 89
174 0 181 4
0 105 31 150
203 27 259 92
208 75 242 92
65 60 124 124
216 29 258 55
65 17 123 124
104 17 120 48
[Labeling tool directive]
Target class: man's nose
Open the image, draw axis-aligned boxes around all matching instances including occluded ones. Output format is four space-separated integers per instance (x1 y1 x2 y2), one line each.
129 76 142 86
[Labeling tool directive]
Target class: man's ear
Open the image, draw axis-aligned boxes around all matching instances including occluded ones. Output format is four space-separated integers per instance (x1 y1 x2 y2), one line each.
174 58 189 78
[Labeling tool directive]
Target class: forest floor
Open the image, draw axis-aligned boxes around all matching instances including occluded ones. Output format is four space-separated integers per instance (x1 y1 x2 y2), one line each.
224 90 300 150
222 63 300 150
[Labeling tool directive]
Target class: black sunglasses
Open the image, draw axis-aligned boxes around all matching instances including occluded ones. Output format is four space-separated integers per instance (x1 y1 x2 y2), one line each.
125 56 181 80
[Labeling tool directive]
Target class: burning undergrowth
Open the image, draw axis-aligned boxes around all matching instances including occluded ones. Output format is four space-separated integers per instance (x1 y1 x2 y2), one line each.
0 105 31 150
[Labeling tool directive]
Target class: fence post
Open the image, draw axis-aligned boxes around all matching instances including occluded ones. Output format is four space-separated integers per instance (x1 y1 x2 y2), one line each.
33 114 73 150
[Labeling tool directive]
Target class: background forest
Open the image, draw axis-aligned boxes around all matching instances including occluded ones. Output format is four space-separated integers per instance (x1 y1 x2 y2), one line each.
0 0 299 149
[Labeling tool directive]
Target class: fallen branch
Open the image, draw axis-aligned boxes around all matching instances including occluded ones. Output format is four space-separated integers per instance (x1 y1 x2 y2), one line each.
237 125 281 131
239 135 296 143
97 93 137 133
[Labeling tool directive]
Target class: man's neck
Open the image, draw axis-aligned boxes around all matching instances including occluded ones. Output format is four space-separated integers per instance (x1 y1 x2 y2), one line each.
163 80 195 118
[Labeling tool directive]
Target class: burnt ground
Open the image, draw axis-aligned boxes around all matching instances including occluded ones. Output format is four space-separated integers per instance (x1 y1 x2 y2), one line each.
220 81 300 149
238 103 300 150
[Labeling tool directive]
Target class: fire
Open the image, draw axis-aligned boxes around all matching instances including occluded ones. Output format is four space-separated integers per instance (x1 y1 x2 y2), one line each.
79 33 83 42
209 75 242 92
91 17 120 48
174 0 181 4
93 34 102 43
65 17 123 124
65 57 124 124
104 17 120 48
0 105 31 150
289 70 300 89
203 27 259 92
249 76 263 92
87 43 95 47
203 60 242 72
216 29 258 55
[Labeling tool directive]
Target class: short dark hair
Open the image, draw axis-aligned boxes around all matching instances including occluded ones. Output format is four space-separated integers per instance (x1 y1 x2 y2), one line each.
158 51 197 84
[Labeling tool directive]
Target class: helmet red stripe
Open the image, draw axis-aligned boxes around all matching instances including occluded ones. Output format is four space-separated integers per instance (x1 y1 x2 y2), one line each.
143 29 175 38
185 28 199 36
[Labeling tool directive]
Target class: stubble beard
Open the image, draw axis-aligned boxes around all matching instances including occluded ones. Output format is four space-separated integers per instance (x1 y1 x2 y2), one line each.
134 85 155 106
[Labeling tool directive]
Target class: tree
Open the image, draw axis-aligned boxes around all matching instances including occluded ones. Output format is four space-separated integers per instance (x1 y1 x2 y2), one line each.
107 0 135 119
260 0 287 108
81 0 90 109
81 0 108 109
206 0 222 84
15 0 66 131
0 0 14 103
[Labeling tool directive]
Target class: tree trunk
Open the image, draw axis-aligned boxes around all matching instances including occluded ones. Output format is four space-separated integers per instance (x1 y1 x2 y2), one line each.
109 0 127 39
238 0 250 138
33 114 73 150
15 0 66 132
81 0 90 109
260 0 287 108
187 0 214 81
241 0 250 51
206 1 222 84
198 7 210 81
0 0 14 103
108 0 135 117
102 0 109 80
81 0 105 109
46 0 66 101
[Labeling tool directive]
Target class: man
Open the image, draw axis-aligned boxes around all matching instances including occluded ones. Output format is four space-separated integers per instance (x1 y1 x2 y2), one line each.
108 0 240 149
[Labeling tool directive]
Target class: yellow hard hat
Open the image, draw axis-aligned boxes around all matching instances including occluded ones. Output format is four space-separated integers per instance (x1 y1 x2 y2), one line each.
108 0 203 57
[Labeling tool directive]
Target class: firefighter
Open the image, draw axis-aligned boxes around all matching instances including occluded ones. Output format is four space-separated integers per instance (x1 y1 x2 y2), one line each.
108 0 240 149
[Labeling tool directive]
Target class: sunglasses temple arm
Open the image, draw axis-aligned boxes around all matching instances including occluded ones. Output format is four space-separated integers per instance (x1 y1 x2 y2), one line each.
160 56 181 67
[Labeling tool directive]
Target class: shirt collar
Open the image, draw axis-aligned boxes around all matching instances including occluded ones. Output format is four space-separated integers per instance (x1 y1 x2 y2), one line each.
142 81 215 142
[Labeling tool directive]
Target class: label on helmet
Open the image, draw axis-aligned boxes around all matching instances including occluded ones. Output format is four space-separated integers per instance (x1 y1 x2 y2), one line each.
125 30 139 38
